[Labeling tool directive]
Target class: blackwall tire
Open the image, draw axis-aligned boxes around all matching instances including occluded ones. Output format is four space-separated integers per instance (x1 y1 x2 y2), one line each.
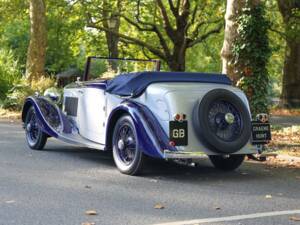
25 106 47 150
112 115 144 175
194 89 251 154
209 155 245 171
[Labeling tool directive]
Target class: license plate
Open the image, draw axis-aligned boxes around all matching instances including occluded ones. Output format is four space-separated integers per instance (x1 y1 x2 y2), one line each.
169 121 188 146
251 121 271 144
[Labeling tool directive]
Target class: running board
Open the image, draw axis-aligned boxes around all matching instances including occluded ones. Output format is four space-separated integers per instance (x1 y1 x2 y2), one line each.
56 132 105 150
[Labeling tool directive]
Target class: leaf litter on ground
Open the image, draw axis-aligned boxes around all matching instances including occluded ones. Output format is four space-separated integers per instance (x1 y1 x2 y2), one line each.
82 222 95 225
290 216 300 221
85 210 98 216
154 203 165 209
265 195 272 199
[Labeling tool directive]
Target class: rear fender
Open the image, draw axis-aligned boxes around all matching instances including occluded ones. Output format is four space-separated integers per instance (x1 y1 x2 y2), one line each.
106 100 176 158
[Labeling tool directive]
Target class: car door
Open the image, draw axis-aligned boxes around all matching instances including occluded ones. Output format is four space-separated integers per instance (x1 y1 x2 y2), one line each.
77 87 106 144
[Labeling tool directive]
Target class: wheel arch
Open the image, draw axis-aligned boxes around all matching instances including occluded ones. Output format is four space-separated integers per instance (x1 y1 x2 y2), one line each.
22 99 34 122
105 108 128 151
21 96 58 138
105 101 174 158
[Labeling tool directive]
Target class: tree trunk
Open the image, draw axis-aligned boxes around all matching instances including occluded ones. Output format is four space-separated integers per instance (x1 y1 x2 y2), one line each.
105 26 120 59
281 41 300 107
102 0 121 71
168 57 186 71
168 35 187 72
221 0 246 83
278 0 300 107
25 0 47 83
105 17 120 71
168 49 186 71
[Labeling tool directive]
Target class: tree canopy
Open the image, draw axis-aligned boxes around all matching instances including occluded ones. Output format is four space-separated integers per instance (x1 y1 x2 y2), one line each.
0 0 299 109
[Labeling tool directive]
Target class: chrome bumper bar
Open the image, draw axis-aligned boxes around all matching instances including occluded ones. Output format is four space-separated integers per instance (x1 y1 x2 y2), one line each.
163 147 266 159
164 150 208 159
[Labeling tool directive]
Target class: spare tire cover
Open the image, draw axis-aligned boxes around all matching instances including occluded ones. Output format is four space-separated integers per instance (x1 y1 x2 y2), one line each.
193 89 251 154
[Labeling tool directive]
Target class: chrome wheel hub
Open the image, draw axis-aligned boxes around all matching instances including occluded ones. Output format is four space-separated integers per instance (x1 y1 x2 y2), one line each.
118 139 125 151
225 113 235 124
26 123 31 132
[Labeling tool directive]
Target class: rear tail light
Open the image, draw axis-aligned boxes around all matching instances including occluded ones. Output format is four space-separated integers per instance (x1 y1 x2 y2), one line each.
173 113 186 121
169 141 176 146
174 114 181 121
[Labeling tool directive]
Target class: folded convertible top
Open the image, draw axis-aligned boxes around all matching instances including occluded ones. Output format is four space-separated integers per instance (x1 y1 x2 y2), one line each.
106 71 232 97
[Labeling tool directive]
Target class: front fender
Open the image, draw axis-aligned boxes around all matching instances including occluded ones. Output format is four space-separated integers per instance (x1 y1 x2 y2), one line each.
22 96 73 138
106 100 176 158
22 96 59 138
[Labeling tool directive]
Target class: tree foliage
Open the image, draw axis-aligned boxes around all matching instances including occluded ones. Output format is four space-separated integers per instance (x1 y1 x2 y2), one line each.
0 0 298 111
46 0 86 73
233 2 271 115
86 0 224 71
0 49 22 101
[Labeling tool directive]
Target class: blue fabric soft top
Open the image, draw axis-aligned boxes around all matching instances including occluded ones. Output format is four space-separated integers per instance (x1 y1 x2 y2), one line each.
106 71 232 97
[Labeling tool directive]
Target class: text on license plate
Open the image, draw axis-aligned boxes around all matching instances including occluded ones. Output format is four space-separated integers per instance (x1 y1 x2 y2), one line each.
251 121 271 144
169 120 188 146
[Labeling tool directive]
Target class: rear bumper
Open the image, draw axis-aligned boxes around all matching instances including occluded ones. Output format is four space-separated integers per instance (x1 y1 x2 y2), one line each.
164 150 208 159
163 143 264 159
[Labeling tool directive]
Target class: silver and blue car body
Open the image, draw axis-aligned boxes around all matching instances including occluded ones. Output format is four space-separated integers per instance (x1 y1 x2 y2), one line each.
22 57 271 175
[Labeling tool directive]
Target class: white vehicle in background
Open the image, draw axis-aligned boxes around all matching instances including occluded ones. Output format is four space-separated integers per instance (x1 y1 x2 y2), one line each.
22 57 271 175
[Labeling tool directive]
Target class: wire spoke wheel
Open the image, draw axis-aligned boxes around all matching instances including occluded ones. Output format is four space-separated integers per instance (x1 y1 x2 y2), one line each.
24 107 47 150
194 89 251 154
207 100 242 142
26 111 41 145
116 124 137 165
112 115 144 175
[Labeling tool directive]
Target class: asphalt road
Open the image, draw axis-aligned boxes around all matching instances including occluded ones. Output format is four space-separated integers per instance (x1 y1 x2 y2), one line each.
0 121 299 225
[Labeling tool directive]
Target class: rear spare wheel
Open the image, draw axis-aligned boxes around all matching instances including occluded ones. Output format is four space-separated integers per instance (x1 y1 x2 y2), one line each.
193 89 251 154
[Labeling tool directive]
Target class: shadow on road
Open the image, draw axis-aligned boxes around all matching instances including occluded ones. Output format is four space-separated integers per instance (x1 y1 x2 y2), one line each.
41 143 282 184
43 144 115 167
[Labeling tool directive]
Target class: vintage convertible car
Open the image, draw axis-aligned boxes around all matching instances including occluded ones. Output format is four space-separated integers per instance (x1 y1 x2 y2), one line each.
22 57 271 175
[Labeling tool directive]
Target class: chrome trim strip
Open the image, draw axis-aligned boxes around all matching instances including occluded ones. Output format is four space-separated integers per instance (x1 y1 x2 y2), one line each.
164 150 208 159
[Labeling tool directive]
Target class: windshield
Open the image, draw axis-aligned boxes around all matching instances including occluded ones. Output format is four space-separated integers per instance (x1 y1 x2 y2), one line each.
85 57 160 81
